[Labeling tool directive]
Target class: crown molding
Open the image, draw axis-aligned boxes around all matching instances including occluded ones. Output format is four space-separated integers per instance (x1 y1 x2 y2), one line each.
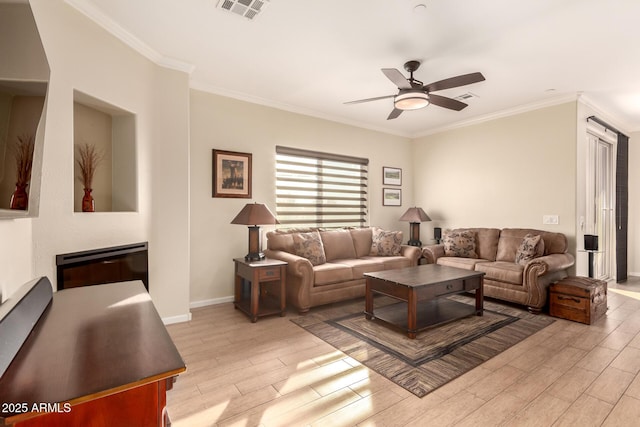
65 0 195 74
412 93 580 139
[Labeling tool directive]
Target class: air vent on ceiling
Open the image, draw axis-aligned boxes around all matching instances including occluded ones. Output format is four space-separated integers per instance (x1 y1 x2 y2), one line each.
218 0 269 20
454 92 478 101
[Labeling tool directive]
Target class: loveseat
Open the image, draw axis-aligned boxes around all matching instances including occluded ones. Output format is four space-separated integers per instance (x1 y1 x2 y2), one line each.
264 227 421 313
422 228 575 313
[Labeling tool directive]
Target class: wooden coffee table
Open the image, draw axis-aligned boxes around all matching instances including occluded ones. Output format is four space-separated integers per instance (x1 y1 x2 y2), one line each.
364 264 485 339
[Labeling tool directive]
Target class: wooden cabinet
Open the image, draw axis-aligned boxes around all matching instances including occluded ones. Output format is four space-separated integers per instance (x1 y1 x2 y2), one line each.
0 281 185 426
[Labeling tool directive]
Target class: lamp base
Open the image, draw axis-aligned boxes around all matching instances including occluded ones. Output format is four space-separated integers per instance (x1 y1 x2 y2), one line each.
408 222 422 247
245 226 264 262
245 252 265 262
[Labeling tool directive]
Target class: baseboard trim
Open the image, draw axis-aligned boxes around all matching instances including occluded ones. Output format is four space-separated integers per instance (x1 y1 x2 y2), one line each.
190 296 234 309
162 312 192 325
161 297 236 323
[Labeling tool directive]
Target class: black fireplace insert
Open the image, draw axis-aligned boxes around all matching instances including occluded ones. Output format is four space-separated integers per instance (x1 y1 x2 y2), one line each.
56 242 148 291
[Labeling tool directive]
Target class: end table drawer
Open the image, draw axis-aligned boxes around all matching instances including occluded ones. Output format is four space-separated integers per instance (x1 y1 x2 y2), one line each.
259 267 281 281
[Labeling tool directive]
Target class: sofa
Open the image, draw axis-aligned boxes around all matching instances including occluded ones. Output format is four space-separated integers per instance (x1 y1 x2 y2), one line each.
422 228 575 313
264 227 421 313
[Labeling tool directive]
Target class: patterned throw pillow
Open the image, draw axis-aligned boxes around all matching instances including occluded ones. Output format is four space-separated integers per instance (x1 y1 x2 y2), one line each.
370 227 403 256
515 234 543 265
442 230 478 258
293 231 326 266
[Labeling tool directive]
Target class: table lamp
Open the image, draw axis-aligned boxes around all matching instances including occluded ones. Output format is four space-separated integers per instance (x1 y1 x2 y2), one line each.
399 207 431 247
231 203 279 261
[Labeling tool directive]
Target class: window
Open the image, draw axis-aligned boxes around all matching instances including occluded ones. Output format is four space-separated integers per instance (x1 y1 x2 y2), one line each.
275 146 368 228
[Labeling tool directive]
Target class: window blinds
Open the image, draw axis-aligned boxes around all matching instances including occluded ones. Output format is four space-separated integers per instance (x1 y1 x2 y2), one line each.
275 146 368 228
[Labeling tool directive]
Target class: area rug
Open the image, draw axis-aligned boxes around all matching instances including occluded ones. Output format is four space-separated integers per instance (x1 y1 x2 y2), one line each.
291 295 555 397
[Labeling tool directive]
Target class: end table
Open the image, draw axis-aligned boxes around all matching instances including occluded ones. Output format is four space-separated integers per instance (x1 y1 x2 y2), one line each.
233 258 287 322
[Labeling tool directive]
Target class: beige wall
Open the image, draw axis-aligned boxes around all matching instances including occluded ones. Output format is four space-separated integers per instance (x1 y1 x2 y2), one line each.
412 102 578 253
0 92 11 181
0 0 191 321
0 219 32 303
189 90 414 304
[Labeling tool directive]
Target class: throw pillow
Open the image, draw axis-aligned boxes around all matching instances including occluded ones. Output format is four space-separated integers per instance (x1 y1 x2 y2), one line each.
515 234 542 265
370 227 402 256
442 230 478 258
293 231 326 266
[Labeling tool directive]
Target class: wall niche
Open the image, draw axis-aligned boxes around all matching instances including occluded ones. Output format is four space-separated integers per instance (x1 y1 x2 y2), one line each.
73 91 137 213
0 1 49 218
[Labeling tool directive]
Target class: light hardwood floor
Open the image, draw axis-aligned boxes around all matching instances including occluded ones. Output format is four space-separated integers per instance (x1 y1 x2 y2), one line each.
166 277 640 426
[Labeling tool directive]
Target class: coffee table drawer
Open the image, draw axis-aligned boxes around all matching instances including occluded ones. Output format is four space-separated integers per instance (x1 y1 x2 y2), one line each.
431 280 464 296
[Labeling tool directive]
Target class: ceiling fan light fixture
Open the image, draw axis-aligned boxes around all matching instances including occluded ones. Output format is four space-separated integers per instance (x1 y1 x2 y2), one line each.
394 91 430 110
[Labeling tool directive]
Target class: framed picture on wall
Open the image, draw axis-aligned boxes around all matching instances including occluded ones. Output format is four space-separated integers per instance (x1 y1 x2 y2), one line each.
212 149 252 198
382 188 402 206
383 166 402 186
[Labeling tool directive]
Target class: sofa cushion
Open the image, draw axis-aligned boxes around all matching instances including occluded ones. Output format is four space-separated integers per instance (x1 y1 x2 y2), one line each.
380 256 411 270
313 262 353 286
267 231 295 253
267 227 320 253
515 234 544 265
321 230 357 261
370 228 402 256
292 231 326 266
472 228 501 261
335 258 384 279
350 228 374 258
437 256 490 271
442 229 478 258
498 228 568 258
475 261 524 285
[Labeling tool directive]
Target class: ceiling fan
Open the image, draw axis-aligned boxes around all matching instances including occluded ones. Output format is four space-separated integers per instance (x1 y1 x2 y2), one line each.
345 60 485 120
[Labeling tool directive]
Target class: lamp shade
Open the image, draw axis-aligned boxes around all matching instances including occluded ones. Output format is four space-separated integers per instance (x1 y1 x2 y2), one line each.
231 203 279 226
231 203 279 261
399 207 431 223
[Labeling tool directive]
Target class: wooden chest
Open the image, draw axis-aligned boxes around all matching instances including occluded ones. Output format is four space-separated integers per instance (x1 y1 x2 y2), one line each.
549 276 607 324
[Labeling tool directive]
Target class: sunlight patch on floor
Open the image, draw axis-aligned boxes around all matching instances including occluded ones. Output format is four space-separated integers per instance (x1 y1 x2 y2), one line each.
609 287 640 301
311 350 347 366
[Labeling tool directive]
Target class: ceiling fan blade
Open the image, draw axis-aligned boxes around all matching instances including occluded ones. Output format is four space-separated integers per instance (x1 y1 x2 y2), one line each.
381 68 412 90
428 94 468 111
387 108 403 120
424 72 485 92
344 94 395 105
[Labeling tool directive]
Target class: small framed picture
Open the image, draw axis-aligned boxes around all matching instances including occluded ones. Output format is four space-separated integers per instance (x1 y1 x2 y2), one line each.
383 166 402 186
212 149 252 198
382 188 402 206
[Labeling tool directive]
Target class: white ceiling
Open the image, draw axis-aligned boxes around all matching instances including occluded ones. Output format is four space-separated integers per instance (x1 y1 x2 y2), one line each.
67 0 640 137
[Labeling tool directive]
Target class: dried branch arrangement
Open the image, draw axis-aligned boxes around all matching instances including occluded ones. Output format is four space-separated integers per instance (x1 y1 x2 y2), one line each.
76 142 103 189
14 134 35 186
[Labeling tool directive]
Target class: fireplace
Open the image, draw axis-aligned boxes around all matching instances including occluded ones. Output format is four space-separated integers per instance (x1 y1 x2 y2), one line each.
56 242 149 291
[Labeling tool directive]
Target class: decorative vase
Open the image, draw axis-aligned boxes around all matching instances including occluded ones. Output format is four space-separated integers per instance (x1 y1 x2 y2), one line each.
82 188 95 212
10 183 28 210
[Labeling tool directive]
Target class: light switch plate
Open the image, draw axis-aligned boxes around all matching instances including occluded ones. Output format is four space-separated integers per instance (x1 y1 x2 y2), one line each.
543 215 559 225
